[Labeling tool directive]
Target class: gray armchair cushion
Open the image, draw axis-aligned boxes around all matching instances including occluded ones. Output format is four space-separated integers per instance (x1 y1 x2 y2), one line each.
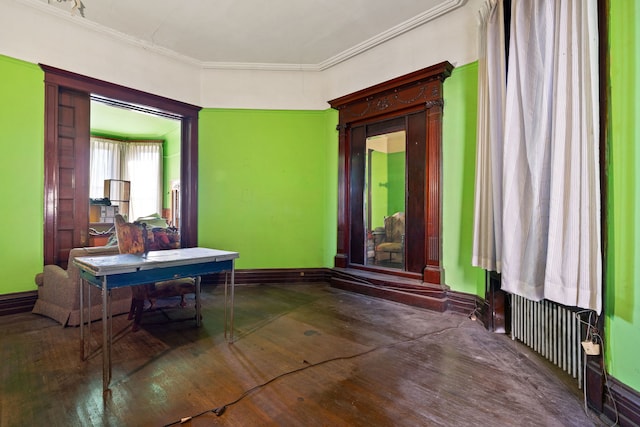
32 246 131 326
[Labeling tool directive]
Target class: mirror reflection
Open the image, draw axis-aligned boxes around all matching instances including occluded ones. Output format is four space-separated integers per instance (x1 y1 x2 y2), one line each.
365 131 406 270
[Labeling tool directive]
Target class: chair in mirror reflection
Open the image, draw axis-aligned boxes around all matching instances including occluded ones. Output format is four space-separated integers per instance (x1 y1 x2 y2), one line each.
371 211 405 269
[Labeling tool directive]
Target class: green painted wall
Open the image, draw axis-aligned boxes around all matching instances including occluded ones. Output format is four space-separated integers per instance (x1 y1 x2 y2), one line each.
368 151 405 230
370 150 388 229
198 108 337 270
387 151 405 215
0 55 44 293
163 126 181 210
442 62 486 297
606 1 640 393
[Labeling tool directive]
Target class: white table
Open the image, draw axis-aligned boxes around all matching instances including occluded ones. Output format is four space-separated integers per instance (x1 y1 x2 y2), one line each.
74 247 239 391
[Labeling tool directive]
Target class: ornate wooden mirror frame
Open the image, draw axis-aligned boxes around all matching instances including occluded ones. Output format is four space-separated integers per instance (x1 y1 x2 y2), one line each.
329 61 453 284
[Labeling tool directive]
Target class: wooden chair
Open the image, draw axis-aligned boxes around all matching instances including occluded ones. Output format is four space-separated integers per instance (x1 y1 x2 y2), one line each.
374 212 405 266
114 214 195 331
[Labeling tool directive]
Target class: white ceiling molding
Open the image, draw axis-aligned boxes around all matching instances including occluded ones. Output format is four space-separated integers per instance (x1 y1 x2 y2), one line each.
200 62 322 72
20 0 467 73
202 0 467 71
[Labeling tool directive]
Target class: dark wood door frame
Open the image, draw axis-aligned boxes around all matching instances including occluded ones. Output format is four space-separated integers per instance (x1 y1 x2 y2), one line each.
42 65 201 265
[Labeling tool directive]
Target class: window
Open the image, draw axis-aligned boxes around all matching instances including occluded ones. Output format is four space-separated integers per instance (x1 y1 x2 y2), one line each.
90 137 163 221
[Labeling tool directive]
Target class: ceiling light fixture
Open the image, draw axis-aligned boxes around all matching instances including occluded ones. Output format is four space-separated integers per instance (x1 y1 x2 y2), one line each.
53 0 85 17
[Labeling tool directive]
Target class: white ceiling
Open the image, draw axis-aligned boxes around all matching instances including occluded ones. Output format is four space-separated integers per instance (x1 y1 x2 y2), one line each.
37 0 466 69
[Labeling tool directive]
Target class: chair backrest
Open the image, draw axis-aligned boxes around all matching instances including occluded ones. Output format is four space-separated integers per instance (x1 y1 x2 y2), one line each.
114 214 147 255
384 212 405 243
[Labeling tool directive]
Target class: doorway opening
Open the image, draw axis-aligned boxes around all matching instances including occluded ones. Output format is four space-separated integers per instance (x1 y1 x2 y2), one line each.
42 65 201 267
88 98 182 245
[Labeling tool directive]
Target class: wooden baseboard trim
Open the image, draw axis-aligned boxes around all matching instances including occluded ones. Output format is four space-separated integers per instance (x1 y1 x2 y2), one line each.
202 266 478 318
203 268 332 285
330 268 478 316
0 290 38 316
1 269 331 317
447 291 483 317
332 275 449 312
602 375 640 427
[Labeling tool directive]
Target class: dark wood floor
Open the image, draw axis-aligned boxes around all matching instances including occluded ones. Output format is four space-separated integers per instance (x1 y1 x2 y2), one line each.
1 283 606 427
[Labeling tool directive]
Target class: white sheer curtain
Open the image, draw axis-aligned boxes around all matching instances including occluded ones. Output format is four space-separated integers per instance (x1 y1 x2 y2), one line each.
89 137 121 199
122 142 163 221
473 0 601 313
472 0 506 272
89 137 163 222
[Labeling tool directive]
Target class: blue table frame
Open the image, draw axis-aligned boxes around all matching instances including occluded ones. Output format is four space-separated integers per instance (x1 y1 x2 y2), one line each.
74 247 239 391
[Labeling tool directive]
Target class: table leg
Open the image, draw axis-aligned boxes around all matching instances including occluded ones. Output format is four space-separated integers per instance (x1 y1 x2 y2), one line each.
88 282 92 358
108 288 112 386
224 260 236 343
80 277 85 360
102 277 110 392
224 272 228 341
230 260 235 342
195 276 202 327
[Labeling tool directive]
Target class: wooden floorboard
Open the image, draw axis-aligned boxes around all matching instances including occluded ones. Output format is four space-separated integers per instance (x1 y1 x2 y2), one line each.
0 283 606 427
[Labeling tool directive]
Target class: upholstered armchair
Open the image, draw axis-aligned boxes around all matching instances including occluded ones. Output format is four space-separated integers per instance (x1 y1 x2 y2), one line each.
374 212 405 265
32 246 132 326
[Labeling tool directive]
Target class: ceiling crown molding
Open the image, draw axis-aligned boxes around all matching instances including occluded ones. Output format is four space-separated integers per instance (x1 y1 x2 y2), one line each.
316 0 468 71
19 0 467 72
200 62 321 72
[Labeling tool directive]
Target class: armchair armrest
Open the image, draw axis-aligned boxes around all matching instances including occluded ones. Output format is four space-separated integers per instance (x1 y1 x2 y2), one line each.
32 245 129 326
36 264 74 306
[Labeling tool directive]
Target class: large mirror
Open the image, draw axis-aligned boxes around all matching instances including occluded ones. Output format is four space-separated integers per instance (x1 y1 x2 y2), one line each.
365 131 406 270
330 61 452 284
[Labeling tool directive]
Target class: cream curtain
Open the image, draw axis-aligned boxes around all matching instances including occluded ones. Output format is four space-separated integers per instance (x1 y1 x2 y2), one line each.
89 137 163 221
472 0 506 272
122 142 163 221
89 137 121 199
473 0 601 313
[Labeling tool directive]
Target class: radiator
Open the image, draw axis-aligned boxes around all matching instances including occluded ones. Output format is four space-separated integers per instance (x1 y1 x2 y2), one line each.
510 295 584 388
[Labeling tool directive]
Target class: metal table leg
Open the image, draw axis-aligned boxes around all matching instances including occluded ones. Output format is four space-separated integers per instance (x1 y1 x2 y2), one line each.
224 260 236 343
102 276 111 392
195 276 202 327
80 277 85 360
230 261 235 341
